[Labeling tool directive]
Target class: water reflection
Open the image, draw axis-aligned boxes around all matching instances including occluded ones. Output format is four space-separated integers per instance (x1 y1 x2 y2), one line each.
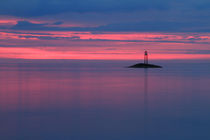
0 60 210 140
144 69 149 139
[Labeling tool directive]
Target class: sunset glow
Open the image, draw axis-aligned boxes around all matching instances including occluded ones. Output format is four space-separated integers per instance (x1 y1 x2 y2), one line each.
0 25 210 60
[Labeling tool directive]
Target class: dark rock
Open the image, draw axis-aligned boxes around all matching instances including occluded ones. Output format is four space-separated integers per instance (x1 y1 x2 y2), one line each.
128 63 162 68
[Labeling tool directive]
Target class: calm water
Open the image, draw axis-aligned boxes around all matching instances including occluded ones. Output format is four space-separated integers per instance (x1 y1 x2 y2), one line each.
0 59 210 140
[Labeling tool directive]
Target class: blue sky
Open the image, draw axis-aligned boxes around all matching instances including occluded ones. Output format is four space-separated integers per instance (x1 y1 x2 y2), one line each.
0 0 210 32
0 0 210 60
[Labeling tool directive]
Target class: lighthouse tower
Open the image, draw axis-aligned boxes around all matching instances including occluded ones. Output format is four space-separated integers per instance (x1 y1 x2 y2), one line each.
144 51 148 64
128 50 162 68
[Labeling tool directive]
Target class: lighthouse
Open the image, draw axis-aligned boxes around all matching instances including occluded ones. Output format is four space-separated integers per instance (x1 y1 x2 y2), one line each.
144 51 148 64
128 50 162 68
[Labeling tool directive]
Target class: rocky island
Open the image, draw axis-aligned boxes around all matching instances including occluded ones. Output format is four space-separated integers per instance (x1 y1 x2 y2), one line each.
128 51 162 68
128 63 162 68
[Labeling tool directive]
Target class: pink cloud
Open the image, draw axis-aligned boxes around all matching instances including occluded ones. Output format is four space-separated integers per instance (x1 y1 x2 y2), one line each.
0 29 210 60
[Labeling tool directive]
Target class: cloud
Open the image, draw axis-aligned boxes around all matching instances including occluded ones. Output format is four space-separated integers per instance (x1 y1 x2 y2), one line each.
11 20 210 32
0 0 210 33
12 21 47 30
53 21 63 25
0 0 210 17
1 27 210 46
97 22 210 32
18 35 80 40
157 49 210 54
0 0 169 17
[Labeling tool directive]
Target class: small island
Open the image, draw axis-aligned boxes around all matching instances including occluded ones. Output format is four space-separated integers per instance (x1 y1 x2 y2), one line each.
128 63 162 68
128 51 162 68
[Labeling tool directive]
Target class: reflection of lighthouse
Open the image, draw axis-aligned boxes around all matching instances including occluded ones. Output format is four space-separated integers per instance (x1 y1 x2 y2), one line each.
144 51 148 64
143 69 149 139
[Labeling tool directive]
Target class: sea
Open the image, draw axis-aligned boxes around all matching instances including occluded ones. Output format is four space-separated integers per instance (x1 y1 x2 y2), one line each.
0 59 210 140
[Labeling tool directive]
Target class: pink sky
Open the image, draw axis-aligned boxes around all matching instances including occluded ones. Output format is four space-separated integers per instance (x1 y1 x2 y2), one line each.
0 18 210 60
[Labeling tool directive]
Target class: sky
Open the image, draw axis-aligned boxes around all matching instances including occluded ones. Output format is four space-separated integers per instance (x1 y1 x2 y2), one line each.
0 0 210 60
